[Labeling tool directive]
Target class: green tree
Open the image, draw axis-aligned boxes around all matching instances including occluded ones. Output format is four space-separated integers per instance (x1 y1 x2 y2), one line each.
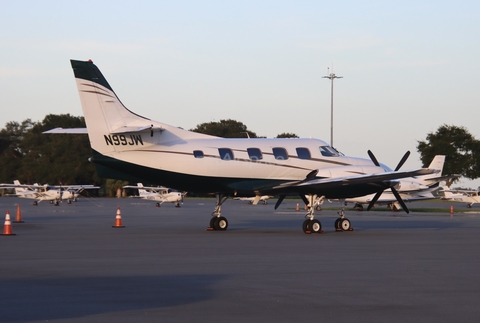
0 114 103 187
190 119 258 138
0 119 35 183
276 132 299 138
417 124 480 186
105 179 129 197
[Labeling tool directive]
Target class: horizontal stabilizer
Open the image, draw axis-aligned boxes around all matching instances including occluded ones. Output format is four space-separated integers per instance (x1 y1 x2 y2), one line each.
110 125 164 134
43 127 88 134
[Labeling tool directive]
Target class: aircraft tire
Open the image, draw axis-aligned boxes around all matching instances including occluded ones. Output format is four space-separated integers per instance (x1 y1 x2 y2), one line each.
209 217 217 229
308 219 322 233
302 219 311 233
334 218 341 229
339 218 351 231
214 217 228 230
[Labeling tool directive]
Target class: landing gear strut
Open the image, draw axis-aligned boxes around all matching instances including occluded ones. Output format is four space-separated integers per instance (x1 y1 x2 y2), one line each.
208 194 229 231
334 199 353 232
302 194 323 234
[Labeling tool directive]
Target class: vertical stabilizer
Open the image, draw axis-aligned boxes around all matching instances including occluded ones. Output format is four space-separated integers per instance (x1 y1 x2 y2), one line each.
417 155 446 185
13 180 26 195
137 183 148 196
70 60 152 154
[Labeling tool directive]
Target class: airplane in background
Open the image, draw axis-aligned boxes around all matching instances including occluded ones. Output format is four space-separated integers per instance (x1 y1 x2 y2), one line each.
440 187 480 208
123 183 185 207
44 59 436 233
343 155 457 211
0 180 99 205
233 195 271 205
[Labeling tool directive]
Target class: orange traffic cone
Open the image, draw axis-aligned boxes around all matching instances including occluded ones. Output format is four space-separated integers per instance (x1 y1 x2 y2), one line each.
1 211 16 236
13 204 24 223
112 207 125 228
295 203 300 211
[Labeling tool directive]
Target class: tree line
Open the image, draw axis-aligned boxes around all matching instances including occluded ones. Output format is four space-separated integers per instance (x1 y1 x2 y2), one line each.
1 114 479 195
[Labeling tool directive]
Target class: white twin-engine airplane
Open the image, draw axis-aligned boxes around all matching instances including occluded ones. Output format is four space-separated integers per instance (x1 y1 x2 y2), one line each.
0 180 99 205
45 59 436 233
123 183 185 207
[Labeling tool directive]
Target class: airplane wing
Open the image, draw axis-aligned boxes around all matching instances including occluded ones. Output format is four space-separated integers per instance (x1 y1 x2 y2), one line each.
274 168 436 196
123 185 169 192
49 185 99 189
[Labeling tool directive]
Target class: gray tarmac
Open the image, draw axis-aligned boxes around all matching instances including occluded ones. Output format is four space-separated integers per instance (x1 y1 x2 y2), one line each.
1 197 480 323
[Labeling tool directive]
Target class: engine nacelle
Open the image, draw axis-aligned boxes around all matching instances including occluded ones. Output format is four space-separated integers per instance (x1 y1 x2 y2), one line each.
395 181 428 192
315 165 386 179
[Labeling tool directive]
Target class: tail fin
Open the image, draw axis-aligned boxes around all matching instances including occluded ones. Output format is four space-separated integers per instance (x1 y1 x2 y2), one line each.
137 183 147 196
427 155 445 176
416 155 446 186
70 60 214 155
13 180 27 195
70 60 153 155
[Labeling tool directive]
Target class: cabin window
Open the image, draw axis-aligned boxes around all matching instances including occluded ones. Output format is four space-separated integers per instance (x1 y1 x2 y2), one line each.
193 150 204 158
218 148 234 161
319 146 339 157
296 147 311 160
247 148 263 161
272 147 288 160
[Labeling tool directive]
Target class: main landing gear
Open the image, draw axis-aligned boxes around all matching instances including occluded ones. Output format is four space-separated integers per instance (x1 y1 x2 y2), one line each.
302 197 353 234
208 194 229 231
302 194 323 234
334 200 353 232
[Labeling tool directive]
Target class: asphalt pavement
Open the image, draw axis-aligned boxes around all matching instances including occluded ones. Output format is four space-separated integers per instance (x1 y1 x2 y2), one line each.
1 197 479 323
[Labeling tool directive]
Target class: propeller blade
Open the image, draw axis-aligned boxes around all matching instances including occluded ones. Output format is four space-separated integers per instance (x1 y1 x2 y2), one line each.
367 150 380 167
390 186 409 214
274 195 286 210
367 190 383 211
394 151 411 171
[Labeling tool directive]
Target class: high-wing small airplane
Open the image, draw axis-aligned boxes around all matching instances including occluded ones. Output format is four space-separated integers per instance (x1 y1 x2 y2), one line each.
0 180 99 205
44 59 436 233
440 187 480 208
123 183 185 207
233 195 271 205
343 155 457 211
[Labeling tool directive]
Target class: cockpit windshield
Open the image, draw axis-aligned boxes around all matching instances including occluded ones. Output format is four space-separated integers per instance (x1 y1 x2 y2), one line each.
319 146 341 157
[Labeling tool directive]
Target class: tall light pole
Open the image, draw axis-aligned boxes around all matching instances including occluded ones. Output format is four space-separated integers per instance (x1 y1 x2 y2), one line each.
322 68 342 147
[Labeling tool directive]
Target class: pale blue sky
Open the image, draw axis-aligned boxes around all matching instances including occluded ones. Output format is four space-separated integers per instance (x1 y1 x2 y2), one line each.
1 1 479 187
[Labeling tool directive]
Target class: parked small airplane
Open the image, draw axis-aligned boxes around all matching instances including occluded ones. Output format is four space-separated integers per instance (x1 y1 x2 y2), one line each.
44 59 436 233
0 180 99 205
123 183 185 207
233 195 270 205
344 155 456 211
440 187 480 208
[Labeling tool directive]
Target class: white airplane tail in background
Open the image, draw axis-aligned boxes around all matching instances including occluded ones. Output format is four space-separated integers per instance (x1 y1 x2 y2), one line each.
13 180 28 195
416 155 446 186
137 183 148 196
